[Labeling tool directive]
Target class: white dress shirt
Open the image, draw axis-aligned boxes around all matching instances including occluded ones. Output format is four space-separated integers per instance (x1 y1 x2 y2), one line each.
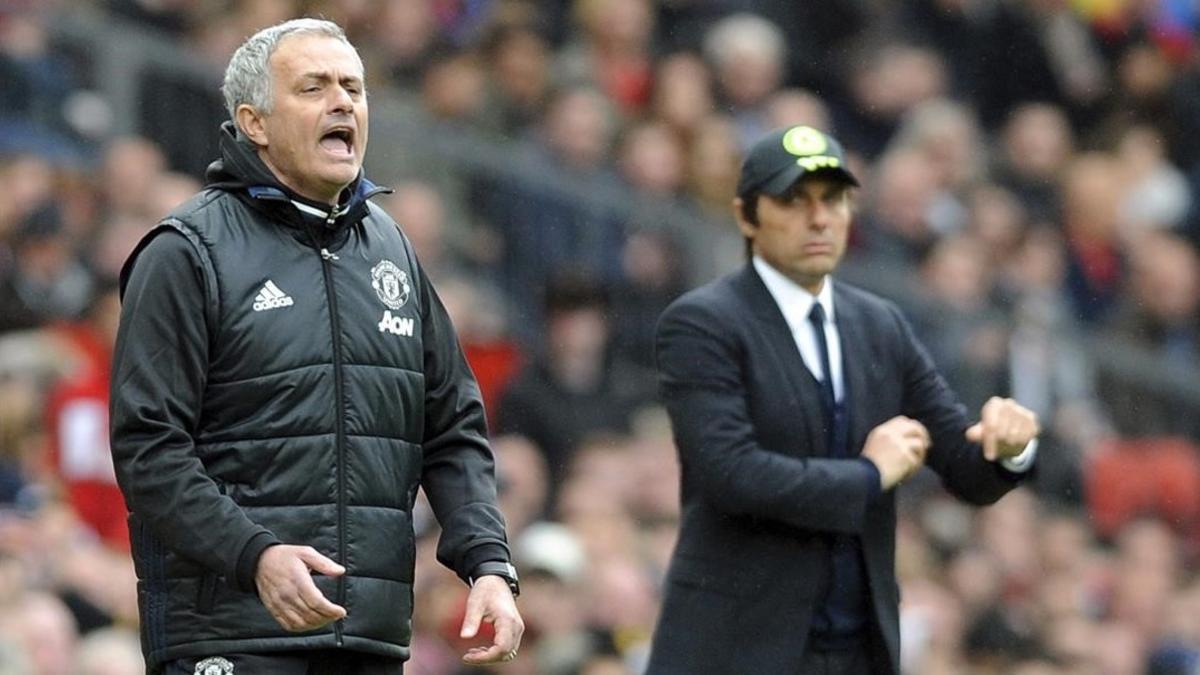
752 256 1036 472
753 256 844 403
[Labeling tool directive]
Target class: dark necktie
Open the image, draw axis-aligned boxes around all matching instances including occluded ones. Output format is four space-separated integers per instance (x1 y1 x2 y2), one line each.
808 302 836 411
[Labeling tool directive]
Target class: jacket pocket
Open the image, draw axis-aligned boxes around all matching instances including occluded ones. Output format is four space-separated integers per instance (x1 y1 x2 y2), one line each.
195 480 228 613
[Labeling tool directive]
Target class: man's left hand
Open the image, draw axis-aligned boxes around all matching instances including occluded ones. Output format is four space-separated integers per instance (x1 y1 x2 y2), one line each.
965 396 1040 462
459 575 524 666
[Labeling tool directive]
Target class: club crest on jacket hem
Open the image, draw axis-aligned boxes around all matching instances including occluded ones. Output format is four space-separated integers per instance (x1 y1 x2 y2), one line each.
194 656 234 675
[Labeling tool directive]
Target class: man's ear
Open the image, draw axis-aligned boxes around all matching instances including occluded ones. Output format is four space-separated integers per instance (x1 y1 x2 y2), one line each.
733 196 757 239
236 104 269 148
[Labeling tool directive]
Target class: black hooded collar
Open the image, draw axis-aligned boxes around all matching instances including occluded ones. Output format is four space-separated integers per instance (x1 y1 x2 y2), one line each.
204 121 390 236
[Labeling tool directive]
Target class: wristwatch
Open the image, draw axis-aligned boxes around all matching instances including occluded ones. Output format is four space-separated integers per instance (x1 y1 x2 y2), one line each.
469 561 520 598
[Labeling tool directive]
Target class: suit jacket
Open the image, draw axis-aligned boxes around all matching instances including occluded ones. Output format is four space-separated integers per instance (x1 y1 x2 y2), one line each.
646 265 1025 674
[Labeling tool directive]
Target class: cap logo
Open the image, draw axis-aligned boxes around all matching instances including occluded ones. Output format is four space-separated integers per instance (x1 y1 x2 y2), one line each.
782 126 843 173
782 126 828 157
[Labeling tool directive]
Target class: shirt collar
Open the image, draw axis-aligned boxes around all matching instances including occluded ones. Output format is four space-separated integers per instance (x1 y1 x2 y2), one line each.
752 256 835 332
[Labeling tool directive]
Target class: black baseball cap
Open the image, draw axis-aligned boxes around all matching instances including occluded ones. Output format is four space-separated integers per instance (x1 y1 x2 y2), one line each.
736 125 859 198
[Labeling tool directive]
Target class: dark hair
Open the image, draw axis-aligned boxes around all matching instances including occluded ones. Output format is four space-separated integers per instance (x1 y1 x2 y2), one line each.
740 192 759 260
13 202 63 245
543 272 609 316
740 192 760 225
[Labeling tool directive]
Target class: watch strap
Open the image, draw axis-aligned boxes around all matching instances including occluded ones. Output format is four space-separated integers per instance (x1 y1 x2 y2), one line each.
469 560 520 597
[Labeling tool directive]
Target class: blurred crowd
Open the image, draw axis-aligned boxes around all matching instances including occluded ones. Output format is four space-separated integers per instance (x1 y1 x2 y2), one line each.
3 0 1200 673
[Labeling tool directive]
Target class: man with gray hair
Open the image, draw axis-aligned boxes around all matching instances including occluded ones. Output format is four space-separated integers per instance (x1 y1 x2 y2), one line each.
110 18 523 675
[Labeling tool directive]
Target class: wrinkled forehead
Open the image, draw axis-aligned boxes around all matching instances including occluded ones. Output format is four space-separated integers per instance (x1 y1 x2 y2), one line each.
271 33 365 81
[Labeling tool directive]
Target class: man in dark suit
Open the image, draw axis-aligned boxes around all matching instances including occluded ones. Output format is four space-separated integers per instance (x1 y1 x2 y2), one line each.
647 126 1039 674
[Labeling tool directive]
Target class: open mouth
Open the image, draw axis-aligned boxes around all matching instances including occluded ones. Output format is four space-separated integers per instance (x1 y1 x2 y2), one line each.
319 127 355 157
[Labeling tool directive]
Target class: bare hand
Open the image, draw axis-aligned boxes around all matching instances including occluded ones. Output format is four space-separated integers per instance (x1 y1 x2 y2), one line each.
255 545 346 632
861 416 930 490
460 575 524 666
965 396 1040 461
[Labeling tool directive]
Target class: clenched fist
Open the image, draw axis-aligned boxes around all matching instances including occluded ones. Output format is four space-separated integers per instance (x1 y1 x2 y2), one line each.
861 416 931 491
965 396 1040 462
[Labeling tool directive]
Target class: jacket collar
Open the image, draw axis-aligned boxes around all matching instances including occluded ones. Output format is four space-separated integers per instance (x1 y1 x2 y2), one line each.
204 121 390 232
751 256 835 333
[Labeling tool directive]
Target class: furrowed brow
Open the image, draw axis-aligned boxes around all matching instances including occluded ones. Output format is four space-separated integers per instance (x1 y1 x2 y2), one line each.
820 183 849 200
299 72 364 89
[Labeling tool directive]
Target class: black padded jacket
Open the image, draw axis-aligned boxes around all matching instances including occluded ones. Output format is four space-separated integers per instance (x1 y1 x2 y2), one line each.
110 123 509 669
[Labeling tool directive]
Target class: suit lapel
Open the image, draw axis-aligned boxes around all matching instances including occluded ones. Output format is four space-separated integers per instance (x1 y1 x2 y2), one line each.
833 283 874 455
733 265 828 457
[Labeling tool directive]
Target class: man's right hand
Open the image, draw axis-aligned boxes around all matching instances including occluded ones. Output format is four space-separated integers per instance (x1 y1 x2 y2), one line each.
861 416 930 491
255 545 347 632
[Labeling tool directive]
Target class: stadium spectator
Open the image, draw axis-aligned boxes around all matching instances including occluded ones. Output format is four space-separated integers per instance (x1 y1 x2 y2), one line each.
763 88 833 136
475 85 625 327
370 0 447 91
555 0 656 113
887 98 987 202
611 229 688 370
420 50 488 128
478 21 552 138
0 10 79 139
648 52 714 144
616 120 687 200
43 280 127 550
493 435 551 538
1114 124 1192 235
1060 152 1128 324
1003 226 1108 499
702 13 788 150
835 42 948 160
74 627 145 675
498 276 654 489
1100 231 1200 436
379 181 458 277
857 147 945 267
685 113 741 217
0 591 79 675
0 203 93 331
994 103 1076 224
98 137 167 223
434 274 523 422
912 233 1010 414
510 521 591 675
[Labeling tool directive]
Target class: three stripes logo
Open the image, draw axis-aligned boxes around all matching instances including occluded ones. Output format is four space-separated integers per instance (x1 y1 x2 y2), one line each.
252 280 294 312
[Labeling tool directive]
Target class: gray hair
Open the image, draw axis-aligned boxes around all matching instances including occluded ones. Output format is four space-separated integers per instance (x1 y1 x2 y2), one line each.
703 13 786 69
222 18 360 123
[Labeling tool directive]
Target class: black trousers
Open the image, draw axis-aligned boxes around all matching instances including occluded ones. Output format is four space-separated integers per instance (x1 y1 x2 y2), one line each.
161 650 404 675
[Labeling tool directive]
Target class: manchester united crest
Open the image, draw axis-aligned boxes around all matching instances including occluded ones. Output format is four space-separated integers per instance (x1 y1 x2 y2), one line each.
371 260 410 310
194 656 234 675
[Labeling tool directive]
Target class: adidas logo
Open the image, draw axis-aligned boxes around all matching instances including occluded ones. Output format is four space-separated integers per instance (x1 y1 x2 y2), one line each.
253 280 294 312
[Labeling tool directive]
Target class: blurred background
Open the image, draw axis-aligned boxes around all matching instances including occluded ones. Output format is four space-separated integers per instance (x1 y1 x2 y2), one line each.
2 0 1200 673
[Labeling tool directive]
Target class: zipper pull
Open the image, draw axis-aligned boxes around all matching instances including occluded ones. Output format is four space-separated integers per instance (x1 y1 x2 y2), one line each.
321 248 339 261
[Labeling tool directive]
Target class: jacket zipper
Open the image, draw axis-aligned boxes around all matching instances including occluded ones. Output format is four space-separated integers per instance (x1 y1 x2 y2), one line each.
250 187 387 646
315 213 347 647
